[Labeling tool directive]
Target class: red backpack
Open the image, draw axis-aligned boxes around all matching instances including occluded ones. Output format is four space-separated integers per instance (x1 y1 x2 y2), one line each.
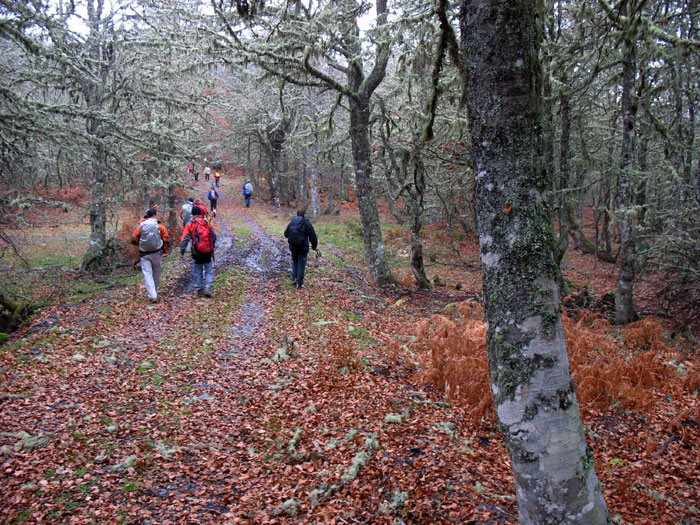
190 217 215 254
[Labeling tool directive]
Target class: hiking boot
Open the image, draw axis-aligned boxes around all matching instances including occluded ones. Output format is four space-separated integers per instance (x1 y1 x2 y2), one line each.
203 287 213 298
196 289 205 297
297 283 304 289
149 297 158 303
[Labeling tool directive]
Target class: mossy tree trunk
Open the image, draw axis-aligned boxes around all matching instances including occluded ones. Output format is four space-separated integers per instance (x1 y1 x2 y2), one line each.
348 95 395 285
80 0 112 272
459 0 608 522
82 143 108 271
614 4 639 325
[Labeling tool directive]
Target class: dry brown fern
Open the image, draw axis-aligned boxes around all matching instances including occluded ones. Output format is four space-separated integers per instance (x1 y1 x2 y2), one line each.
412 307 689 418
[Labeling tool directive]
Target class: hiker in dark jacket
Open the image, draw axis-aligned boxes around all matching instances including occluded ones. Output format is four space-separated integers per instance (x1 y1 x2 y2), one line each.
284 209 318 289
207 186 219 217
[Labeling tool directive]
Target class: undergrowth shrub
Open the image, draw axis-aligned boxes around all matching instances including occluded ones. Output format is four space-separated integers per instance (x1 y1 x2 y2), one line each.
117 219 141 262
565 315 674 414
414 301 491 417
412 303 696 417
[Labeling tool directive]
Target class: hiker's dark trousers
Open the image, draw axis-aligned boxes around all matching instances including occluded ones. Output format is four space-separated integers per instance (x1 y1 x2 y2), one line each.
290 249 308 287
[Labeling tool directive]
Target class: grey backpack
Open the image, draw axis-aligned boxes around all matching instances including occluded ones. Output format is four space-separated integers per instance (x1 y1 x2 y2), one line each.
139 218 163 253
180 202 193 225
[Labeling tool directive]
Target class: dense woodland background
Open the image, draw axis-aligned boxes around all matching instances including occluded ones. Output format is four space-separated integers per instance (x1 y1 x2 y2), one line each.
0 0 699 523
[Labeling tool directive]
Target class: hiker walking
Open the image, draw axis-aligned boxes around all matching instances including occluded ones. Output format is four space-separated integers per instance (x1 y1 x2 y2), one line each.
193 199 209 217
179 206 216 298
242 180 253 208
180 197 194 226
213 170 221 187
208 186 219 217
204 165 211 181
131 208 170 303
284 209 318 289
193 163 199 182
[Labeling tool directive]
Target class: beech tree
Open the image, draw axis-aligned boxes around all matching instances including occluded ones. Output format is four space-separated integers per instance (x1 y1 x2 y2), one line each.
459 0 608 522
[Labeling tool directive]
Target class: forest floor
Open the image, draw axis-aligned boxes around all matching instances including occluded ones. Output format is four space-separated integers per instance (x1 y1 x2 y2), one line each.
1 176 699 524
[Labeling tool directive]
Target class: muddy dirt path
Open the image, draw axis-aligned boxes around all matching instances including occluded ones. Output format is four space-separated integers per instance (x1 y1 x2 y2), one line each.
187 181 291 363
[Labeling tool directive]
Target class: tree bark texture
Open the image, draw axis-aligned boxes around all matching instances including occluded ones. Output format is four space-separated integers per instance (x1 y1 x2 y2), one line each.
348 96 394 285
615 13 638 325
82 143 108 271
310 142 320 218
459 1 608 523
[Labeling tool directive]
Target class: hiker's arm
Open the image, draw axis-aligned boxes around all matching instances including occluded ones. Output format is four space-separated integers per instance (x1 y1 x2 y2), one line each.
160 225 170 254
309 226 318 250
179 225 191 255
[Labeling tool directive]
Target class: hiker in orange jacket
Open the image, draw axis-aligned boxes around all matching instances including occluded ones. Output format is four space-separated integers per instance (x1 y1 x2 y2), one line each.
131 208 169 303
213 170 221 187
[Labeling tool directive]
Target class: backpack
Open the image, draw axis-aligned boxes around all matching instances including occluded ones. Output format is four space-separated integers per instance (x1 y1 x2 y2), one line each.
180 202 193 225
286 217 307 246
191 217 215 254
139 218 163 252
208 189 218 200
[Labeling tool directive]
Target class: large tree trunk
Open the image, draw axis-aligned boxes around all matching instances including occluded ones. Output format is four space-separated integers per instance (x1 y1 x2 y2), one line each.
81 0 111 272
615 11 638 325
348 96 395 286
459 1 608 522
555 81 571 296
82 143 108 271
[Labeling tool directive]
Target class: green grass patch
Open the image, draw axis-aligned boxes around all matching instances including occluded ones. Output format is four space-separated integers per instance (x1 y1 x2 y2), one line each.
3 229 90 270
231 224 252 240
121 482 140 493
314 221 364 256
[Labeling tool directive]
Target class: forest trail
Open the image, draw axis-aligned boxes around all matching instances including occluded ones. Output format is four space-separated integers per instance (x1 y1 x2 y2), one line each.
1 176 521 523
2 178 699 523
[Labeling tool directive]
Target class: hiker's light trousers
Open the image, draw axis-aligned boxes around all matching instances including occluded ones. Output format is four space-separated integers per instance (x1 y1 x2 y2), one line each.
140 251 163 300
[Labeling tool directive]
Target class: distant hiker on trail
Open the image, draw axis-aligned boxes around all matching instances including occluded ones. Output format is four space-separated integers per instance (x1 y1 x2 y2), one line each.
204 165 211 181
208 186 219 217
284 209 318 289
213 170 221 187
242 180 253 208
131 208 170 303
180 197 194 226
193 163 199 182
179 206 216 298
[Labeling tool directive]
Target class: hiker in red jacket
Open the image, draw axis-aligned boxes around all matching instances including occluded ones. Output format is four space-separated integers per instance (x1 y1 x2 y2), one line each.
179 206 216 297
193 199 209 216
131 208 169 303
